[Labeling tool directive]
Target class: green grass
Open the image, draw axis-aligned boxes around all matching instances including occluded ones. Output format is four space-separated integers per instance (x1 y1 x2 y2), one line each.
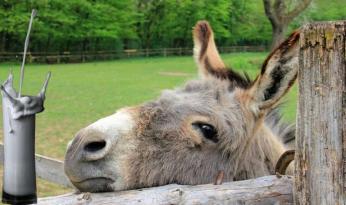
0 52 297 198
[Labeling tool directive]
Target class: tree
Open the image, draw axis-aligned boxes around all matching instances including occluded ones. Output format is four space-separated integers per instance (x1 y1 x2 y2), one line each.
263 0 312 50
0 1 29 52
2 0 345 53
136 0 231 48
227 0 272 45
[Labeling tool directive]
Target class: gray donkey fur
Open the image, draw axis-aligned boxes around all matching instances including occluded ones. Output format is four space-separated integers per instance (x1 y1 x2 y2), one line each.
64 21 299 192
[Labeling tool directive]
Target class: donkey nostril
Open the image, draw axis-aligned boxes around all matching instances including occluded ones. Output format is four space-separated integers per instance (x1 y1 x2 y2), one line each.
84 140 106 152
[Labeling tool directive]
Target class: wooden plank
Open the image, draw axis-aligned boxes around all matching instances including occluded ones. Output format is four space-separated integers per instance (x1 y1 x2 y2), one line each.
38 175 293 205
294 21 346 205
0 144 73 188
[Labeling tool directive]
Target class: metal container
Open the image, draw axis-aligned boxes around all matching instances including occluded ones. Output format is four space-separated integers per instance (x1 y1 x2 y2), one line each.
1 73 50 204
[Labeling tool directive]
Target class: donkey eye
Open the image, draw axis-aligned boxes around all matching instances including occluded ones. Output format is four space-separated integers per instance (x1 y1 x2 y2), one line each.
192 122 218 143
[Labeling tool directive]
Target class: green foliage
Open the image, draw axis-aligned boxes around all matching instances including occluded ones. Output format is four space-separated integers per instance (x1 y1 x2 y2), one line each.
0 0 138 52
289 0 346 31
227 0 272 44
0 0 345 52
137 0 232 48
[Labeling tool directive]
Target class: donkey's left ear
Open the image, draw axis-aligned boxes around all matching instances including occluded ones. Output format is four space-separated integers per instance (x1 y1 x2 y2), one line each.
243 31 300 114
193 21 227 79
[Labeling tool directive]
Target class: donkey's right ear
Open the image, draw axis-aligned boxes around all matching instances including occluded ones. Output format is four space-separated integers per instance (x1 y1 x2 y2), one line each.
193 21 227 79
241 31 300 115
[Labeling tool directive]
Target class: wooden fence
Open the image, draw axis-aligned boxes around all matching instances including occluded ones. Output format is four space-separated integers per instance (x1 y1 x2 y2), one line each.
0 21 345 204
0 46 267 64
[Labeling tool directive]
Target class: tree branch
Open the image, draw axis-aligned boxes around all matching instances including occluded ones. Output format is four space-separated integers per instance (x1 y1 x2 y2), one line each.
284 0 312 22
273 0 285 21
263 0 279 26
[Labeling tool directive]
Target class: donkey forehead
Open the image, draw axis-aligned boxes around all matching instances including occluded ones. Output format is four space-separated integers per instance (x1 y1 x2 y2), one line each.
155 79 240 117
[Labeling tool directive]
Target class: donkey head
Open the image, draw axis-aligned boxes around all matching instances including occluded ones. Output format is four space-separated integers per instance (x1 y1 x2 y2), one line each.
64 21 299 192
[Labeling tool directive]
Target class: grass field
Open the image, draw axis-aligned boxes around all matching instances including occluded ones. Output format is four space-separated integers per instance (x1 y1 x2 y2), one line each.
0 52 297 198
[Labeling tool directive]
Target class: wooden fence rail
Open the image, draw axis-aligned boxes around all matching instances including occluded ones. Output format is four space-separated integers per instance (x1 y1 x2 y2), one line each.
0 46 267 64
37 176 293 205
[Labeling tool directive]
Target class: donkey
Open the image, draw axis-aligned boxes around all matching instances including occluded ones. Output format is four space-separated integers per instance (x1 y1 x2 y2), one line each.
64 21 299 192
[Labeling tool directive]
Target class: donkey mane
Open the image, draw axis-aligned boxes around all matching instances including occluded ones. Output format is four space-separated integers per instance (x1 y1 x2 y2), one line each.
204 61 252 89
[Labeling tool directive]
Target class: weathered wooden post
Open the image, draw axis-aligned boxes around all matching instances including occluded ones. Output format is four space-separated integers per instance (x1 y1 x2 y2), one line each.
295 21 346 205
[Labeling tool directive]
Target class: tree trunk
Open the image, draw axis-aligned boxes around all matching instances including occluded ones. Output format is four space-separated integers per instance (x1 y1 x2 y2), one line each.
65 39 70 52
0 32 6 52
271 24 286 50
263 0 312 51
294 21 346 205
46 36 51 52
